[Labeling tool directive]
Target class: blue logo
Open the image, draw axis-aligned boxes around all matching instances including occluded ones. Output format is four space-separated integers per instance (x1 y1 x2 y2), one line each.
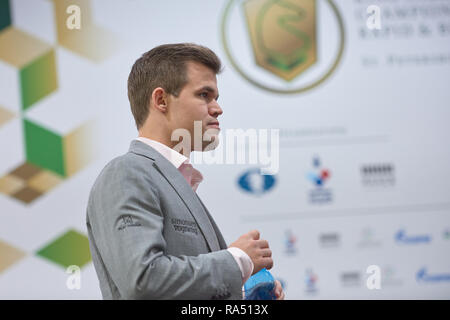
284 229 297 255
306 156 333 204
306 157 331 187
416 267 450 283
395 229 431 245
237 168 276 195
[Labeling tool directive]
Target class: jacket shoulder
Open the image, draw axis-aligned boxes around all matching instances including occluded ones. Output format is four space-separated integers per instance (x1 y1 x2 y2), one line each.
103 151 155 174
88 151 159 201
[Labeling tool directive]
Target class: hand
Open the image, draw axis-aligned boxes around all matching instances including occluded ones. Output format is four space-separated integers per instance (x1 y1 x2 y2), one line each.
274 280 285 300
229 230 273 275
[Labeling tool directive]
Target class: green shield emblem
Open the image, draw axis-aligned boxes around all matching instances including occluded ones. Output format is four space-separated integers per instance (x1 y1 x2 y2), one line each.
243 0 317 81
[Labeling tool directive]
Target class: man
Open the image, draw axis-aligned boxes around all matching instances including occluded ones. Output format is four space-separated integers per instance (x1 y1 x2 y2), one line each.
86 43 284 300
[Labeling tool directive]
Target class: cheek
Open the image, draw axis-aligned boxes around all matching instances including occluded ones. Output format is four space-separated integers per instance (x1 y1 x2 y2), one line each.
191 103 209 123
174 99 208 129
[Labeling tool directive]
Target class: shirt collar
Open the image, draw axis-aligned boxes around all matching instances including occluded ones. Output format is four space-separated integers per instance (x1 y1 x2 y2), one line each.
135 137 189 169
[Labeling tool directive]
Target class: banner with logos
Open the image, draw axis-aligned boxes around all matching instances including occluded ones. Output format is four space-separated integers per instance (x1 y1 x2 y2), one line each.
0 0 449 299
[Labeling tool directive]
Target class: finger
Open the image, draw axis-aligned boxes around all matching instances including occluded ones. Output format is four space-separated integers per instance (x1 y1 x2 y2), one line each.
274 280 281 295
262 257 273 270
261 248 272 257
274 281 285 300
255 239 269 248
248 229 260 240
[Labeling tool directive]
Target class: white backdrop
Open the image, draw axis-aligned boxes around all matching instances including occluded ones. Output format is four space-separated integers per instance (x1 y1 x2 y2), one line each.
0 0 449 299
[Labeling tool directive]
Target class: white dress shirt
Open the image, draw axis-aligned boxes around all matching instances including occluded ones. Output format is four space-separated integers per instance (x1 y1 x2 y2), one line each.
135 137 254 284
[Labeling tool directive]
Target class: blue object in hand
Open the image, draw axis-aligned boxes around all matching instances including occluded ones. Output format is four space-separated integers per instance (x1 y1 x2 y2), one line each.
243 268 276 300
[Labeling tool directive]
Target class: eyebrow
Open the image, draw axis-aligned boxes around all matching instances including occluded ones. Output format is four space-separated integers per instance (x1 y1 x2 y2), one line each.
197 86 219 100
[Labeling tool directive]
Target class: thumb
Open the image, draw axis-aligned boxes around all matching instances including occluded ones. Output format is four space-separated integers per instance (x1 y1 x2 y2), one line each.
248 229 260 240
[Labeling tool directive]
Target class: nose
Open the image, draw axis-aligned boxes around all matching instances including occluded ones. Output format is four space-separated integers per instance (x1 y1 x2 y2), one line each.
209 100 223 118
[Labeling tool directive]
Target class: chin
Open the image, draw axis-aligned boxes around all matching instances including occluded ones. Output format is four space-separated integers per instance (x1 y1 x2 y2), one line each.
202 135 220 152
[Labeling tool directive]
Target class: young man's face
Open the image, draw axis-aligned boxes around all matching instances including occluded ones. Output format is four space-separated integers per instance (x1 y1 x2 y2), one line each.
167 61 223 153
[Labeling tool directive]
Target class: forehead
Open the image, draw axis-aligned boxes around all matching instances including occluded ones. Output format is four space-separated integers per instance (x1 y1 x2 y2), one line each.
184 61 218 90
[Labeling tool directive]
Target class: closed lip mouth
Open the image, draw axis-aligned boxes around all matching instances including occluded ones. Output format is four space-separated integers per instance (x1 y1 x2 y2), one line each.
208 122 220 126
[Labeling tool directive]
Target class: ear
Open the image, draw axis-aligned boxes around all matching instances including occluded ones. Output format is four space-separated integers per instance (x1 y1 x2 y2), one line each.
150 87 168 113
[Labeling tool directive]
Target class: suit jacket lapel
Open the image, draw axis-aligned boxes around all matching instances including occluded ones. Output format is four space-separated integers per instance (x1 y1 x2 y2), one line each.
195 194 228 250
129 140 221 252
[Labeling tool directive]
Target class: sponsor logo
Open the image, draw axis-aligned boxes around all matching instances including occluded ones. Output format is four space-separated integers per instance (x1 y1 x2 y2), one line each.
416 267 450 283
284 229 297 255
341 271 362 287
171 218 199 236
395 229 431 245
118 215 142 231
221 0 345 94
360 163 395 187
381 265 403 287
357 227 382 248
237 167 277 195
307 156 333 204
304 268 318 294
319 232 340 248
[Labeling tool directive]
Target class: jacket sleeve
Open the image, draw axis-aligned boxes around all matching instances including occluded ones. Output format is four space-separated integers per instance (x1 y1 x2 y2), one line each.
87 158 243 300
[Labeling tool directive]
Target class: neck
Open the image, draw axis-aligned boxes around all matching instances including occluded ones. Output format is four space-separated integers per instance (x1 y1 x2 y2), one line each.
138 131 192 158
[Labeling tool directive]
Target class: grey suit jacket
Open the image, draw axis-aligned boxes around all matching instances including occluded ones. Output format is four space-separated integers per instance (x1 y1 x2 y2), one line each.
86 140 243 300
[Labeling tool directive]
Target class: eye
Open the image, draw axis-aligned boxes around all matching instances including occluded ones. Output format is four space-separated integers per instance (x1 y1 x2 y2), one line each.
199 92 209 98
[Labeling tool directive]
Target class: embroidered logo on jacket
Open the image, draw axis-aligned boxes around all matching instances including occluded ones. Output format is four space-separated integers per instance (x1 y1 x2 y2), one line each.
171 218 199 235
118 215 142 231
